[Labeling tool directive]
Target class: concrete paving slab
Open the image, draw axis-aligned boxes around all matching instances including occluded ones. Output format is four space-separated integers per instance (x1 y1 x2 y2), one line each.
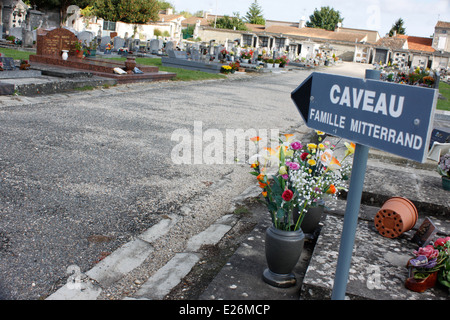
300 214 449 300
134 253 201 299
86 238 154 287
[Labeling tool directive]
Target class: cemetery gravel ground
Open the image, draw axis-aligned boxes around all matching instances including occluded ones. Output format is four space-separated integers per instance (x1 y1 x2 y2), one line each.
0 68 317 300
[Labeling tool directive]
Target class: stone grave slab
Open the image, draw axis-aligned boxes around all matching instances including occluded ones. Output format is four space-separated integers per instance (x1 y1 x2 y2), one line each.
0 57 16 70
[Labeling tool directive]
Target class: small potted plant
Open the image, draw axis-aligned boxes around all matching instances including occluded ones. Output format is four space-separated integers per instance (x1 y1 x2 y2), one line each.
438 153 450 191
220 65 232 74
74 40 84 58
240 49 253 63
405 237 450 293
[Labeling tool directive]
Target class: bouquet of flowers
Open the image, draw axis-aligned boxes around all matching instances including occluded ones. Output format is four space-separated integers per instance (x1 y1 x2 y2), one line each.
249 132 354 231
241 49 253 60
438 153 450 178
406 237 450 292
220 65 232 74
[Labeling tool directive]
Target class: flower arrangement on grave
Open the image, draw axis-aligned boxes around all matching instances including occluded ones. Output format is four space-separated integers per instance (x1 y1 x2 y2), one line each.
221 48 228 55
279 55 289 67
241 49 253 60
249 132 354 231
105 43 112 51
0 62 3 71
438 153 450 178
229 61 240 72
74 40 83 53
220 65 232 74
406 237 450 292
19 59 30 70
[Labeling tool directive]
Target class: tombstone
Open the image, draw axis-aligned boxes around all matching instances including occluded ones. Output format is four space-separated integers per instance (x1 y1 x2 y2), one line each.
78 31 94 45
149 39 160 54
113 37 125 51
132 39 140 52
35 27 79 57
165 41 174 52
172 51 188 59
191 48 201 61
99 36 111 51
0 57 16 70
9 27 23 41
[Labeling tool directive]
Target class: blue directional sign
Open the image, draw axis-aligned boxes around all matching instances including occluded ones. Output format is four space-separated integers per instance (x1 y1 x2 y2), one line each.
291 72 438 163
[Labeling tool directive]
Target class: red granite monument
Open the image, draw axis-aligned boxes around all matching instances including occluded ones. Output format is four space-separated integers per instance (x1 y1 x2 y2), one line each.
30 28 176 83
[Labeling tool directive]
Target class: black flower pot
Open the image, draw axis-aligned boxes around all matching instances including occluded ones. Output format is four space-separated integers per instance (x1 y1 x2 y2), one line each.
301 202 325 234
263 225 305 288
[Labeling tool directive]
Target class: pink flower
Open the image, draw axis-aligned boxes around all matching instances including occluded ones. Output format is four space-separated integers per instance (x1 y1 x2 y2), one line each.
414 245 439 259
290 141 302 150
286 162 300 170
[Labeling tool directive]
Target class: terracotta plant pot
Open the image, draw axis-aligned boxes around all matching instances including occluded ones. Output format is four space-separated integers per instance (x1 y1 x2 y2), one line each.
374 197 418 238
405 271 438 293
125 57 137 72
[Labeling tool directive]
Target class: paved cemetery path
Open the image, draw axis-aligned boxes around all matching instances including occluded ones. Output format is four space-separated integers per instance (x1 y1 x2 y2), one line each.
0 63 373 300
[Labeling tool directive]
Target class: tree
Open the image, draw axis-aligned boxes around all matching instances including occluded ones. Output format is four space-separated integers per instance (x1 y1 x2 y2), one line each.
92 0 160 24
212 12 247 31
157 1 174 11
306 6 344 31
245 0 265 25
29 0 92 25
389 18 406 37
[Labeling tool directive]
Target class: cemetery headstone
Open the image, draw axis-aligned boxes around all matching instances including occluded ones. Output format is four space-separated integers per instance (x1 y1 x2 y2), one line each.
149 39 160 54
78 31 93 45
9 27 23 41
165 41 174 52
113 37 125 51
191 48 200 61
132 39 140 52
100 36 111 51
0 57 16 70
35 27 79 56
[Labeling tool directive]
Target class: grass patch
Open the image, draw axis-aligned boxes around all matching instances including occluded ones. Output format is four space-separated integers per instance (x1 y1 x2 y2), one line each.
74 85 95 91
0 48 33 61
437 81 450 111
109 57 226 81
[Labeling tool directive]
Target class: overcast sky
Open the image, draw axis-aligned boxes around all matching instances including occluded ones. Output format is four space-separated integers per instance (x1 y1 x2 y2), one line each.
171 0 450 38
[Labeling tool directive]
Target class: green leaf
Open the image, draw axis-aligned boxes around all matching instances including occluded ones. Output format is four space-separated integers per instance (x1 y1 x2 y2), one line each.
276 208 285 219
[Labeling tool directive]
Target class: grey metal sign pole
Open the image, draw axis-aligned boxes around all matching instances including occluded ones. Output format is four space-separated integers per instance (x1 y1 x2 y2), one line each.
330 69 380 300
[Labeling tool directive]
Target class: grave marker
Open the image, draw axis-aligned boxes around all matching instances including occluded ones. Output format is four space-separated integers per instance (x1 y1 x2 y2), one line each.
291 72 438 163
291 69 438 300
36 28 79 56
0 57 16 70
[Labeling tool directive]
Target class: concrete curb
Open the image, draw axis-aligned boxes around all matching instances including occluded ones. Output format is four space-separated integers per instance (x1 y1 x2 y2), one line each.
45 210 238 300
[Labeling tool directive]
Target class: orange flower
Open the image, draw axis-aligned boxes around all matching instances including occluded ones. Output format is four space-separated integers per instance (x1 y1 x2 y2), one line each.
262 191 267 197
251 163 258 168
326 184 336 194
257 173 265 182
259 182 267 188
250 136 261 142
263 147 276 155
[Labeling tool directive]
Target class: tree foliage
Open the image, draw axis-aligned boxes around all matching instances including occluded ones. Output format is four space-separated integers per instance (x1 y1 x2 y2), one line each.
29 0 92 24
91 0 160 24
306 6 344 31
245 0 265 25
212 12 248 31
389 18 406 37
